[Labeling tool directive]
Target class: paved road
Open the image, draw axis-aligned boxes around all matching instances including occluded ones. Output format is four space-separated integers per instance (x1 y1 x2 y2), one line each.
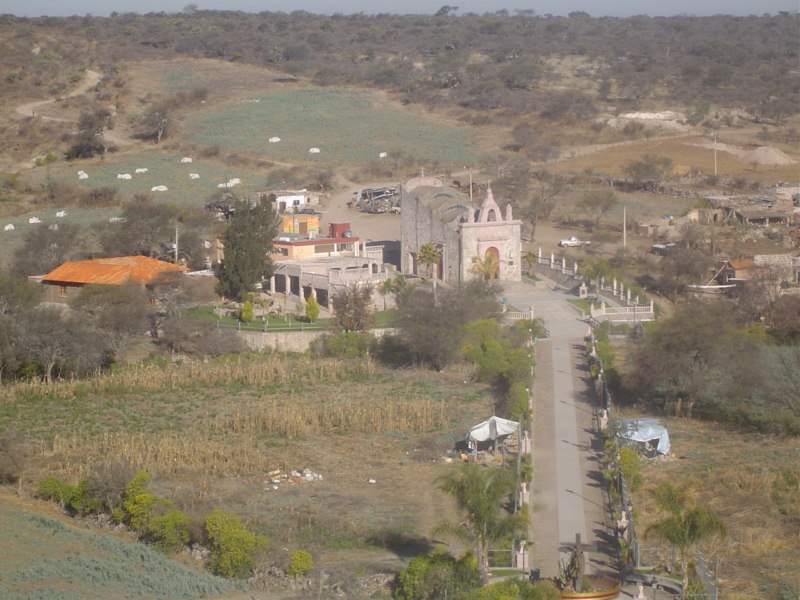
502 279 616 580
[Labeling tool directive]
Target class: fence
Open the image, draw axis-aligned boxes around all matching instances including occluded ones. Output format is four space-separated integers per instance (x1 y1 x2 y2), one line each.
591 333 719 600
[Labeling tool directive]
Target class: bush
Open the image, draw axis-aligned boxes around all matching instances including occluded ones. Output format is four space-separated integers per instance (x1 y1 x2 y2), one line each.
314 331 375 358
288 549 313 577
239 300 254 323
149 508 190 553
68 479 104 515
205 509 265 578
0 434 25 484
122 471 155 530
395 551 480 600
618 448 643 492
36 477 76 507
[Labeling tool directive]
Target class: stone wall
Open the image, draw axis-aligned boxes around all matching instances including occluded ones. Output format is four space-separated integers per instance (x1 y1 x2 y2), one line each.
236 328 397 352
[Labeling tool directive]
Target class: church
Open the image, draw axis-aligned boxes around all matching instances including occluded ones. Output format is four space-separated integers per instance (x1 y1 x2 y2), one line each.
400 176 522 285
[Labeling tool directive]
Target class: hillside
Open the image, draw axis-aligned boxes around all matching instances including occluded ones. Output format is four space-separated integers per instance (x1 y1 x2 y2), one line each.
0 492 238 599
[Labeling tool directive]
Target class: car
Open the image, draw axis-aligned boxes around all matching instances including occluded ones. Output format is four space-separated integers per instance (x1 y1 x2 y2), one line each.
558 236 589 247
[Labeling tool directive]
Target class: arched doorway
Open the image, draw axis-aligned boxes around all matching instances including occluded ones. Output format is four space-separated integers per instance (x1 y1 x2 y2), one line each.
484 247 500 280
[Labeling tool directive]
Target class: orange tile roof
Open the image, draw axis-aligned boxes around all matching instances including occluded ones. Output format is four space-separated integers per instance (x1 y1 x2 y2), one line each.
42 256 188 285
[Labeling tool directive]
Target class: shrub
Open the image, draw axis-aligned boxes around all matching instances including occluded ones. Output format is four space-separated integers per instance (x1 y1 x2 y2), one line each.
304 294 320 323
205 509 265 578
122 471 155 530
68 479 104 515
149 508 190 553
618 447 643 492
36 477 76 507
239 300 254 323
288 549 313 577
395 551 480 600
315 331 374 358
0 434 25 484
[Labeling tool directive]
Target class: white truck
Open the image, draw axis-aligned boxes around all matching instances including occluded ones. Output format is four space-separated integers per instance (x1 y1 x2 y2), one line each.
558 236 589 247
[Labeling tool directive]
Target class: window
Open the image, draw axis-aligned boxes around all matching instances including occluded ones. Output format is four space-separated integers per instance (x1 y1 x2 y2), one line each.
58 285 67 296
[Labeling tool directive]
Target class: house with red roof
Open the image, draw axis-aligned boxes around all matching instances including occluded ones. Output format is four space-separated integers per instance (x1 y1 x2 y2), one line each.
37 256 188 303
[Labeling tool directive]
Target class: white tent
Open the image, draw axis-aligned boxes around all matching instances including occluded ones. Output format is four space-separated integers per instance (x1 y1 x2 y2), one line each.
467 416 520 443
616 418 670 456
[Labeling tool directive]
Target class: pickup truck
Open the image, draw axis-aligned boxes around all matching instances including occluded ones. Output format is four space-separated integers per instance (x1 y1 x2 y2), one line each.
558 236 589 247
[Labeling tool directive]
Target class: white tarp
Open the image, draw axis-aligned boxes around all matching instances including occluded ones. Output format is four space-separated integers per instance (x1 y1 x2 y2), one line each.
467 416 519 443
616 418 670 455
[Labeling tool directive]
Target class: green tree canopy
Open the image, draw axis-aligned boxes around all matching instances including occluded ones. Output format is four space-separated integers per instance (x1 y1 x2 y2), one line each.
216 198 278 300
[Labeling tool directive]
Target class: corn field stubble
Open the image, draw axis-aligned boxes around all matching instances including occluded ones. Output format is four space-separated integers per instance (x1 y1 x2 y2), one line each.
1 355 490 559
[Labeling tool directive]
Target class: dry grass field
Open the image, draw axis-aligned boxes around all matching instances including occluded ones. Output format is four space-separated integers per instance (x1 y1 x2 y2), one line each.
628 416 799 599
2 355 493 585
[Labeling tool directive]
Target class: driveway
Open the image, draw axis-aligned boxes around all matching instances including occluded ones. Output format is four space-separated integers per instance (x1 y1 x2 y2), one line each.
501 278 615 580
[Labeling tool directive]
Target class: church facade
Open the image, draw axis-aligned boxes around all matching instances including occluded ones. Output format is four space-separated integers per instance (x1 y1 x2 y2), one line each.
400 176 522 285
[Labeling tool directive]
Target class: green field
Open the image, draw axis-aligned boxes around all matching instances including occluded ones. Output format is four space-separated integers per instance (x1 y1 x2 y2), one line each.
185 88 481 166
41 152 267 209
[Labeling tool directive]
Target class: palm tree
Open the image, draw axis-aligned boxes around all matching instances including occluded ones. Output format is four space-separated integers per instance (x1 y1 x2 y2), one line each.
417 243 440 296
645 481 726 596
469 252 499 282
378 278 394 311
436 464 526 583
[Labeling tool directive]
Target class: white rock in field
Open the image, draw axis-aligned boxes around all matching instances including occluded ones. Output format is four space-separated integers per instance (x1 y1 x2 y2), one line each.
109 217 125 223
368 478 376 484
189 173 200 179
56 211 67 217
77 170 88 180
135 168 148 173
309 147 320 154
117 173 132 180
151 185 168 192
181 157 192 163
3 224 14 231
269 136 281 143
28 217 41 224
379 152 387 158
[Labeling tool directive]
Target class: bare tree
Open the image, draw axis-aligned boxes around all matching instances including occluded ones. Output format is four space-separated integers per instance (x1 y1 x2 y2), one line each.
331 283 375 333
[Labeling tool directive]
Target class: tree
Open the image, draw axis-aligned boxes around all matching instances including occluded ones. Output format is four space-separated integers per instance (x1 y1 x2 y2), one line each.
436 464 526 583
469 252 499 281
67 107 111 159
17 307 103 383
216 198 278 300
12 223 84 277
0 271 43 316
417 243 440 287
516 170 566 242
624 154 673 187
396 280 499 371
578 188 618 231
97 196 178 258
331 283 375 333
645 481 726 596
304 293 320 322
70 283 149 362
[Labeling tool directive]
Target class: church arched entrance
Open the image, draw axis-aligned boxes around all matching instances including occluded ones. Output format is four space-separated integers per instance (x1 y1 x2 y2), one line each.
485 247 500 280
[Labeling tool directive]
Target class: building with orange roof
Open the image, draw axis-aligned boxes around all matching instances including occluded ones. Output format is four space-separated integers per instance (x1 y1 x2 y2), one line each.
38 256 188 303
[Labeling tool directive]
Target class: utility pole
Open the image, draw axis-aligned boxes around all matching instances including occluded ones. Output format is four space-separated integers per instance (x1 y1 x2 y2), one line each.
623 206 627 249
713 132 717 177
174 226 179 264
